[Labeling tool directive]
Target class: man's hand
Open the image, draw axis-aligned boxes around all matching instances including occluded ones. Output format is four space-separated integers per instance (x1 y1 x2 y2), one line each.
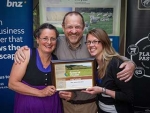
117 61 135 82
59 91 75 101
14 46 29 64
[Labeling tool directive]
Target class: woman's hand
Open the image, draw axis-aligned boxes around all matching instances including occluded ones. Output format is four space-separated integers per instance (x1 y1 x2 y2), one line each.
83 86 102 95
40 86 56 97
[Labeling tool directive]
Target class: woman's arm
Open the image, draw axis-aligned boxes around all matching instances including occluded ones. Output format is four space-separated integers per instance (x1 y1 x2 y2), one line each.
8 49 39 96
84 59 133 105
8 49 55 97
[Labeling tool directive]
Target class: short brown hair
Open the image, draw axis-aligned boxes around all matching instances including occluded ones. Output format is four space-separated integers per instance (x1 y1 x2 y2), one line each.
62 11 85 27
34 23 59 39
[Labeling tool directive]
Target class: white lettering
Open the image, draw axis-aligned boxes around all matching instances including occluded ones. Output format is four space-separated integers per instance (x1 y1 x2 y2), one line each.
0 46 7 51
0 38 7 43
8 44 21 51
0 54 14 60
6 0 23 7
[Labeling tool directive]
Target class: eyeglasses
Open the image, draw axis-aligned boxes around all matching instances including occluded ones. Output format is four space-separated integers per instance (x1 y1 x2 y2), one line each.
39 37 57 42
85 40 101 45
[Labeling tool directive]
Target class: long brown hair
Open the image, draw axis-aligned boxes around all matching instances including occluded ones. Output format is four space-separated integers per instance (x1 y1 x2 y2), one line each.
86 28 121 78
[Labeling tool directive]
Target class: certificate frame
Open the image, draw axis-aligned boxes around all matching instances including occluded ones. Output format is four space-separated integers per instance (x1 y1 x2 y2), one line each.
51 58 96 91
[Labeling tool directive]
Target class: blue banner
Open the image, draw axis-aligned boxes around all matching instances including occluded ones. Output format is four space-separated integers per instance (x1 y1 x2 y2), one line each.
109 36 119 52
0 0 33 112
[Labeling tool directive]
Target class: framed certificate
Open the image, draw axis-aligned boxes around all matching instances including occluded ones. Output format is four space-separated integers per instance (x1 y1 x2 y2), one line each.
51 58 96 91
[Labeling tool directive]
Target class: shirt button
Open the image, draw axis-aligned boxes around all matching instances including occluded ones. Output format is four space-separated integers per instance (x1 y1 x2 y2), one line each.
45 83 47 85
45 78 47 80
45 74 47 75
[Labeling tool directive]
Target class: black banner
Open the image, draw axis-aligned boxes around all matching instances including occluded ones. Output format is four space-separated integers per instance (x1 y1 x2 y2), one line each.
126 0 150 111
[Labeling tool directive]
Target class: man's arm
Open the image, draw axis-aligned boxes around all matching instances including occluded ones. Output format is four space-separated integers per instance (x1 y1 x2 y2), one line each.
117 56 136 82
14 45 29 64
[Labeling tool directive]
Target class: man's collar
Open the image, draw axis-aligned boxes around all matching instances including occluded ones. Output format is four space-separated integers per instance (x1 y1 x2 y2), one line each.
66 37 83 50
